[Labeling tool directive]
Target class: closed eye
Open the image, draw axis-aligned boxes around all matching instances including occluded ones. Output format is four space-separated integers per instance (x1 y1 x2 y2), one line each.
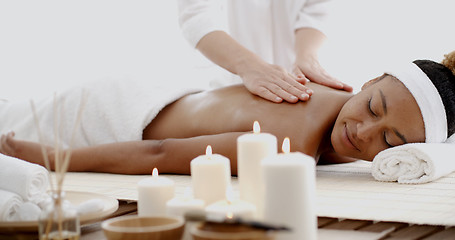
368 98 377 117
383 132 393 148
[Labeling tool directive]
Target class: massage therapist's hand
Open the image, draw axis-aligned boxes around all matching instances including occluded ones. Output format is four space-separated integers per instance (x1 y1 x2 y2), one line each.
293 54 353 92
238 60 313 103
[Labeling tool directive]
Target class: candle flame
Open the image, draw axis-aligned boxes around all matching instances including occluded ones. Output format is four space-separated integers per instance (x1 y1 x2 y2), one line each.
253 121 260 134
282 137 290 154
152 167 159 177
226 212 234 220
206 145 212 158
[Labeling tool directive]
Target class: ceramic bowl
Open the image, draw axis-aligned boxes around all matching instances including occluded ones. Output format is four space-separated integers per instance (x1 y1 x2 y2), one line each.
102 215 184 240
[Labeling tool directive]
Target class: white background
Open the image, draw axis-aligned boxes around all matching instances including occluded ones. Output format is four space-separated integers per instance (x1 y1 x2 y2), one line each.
1 0 454 101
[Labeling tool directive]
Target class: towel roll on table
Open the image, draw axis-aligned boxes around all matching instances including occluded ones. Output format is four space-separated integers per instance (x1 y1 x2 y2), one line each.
372 143 455 184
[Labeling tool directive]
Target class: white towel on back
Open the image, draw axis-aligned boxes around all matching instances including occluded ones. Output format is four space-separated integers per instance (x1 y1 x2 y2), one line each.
0 154 49 203
0 79 202 148
372 143 455 184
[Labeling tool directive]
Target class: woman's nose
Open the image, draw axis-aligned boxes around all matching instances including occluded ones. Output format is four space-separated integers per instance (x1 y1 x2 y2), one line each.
356 121 378 142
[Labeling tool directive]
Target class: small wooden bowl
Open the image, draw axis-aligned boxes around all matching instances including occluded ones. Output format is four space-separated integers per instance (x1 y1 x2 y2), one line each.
102 215 184 240
191 222 276 240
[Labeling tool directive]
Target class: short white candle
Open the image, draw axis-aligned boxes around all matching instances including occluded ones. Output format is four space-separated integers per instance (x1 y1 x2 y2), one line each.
137 168 175 216
166 187 205 217
191 145 231 205
205 187 256 220
237 121 277 219
261 138 317 240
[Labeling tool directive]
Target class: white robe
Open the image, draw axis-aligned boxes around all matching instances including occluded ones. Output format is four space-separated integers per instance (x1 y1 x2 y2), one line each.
178 0 332 87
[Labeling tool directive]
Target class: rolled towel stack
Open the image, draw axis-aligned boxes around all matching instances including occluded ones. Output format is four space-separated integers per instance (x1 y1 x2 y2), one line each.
0 153 50 221
0 190 23 221
372 143 455 184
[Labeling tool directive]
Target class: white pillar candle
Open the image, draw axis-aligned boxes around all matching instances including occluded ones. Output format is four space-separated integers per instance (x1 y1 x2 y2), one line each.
205 187 256 220
237 121 277 219
191 145 231 205
261 138 317 240
166 188 205 217
137 168 175 216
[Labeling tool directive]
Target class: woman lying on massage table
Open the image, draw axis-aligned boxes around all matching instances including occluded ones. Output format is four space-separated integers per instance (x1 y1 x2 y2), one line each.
1 51 455 175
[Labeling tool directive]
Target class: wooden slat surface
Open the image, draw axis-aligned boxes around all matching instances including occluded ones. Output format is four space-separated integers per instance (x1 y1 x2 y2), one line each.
324 219 373 230
383 225 445 240
359 221 408 233
3 201 455 240
423 227 455 240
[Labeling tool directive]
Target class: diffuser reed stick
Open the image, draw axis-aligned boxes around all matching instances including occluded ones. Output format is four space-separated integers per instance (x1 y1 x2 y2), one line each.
32 90 87 240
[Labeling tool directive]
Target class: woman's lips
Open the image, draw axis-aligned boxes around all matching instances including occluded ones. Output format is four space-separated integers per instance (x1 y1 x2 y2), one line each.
343 124 360 151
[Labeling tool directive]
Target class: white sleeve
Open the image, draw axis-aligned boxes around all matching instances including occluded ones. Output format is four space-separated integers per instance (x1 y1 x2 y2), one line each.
294 0 332 36
177 0 226 48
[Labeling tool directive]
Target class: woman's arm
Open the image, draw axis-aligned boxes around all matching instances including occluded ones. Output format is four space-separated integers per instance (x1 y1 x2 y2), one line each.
1 132 245 175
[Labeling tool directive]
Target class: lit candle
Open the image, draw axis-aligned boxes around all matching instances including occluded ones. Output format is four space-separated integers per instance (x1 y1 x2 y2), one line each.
191 145 231 205
205 187 256 220
137 168 175 216
166 187 205 217
261 138 317 240
237 121 277 219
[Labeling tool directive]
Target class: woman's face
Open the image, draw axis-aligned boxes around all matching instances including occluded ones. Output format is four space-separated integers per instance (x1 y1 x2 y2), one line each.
331 75 425 161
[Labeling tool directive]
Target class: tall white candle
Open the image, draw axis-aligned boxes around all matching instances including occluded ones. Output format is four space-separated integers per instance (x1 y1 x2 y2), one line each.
191 145 231 205
137 168 175 216
237 121 277 219
261 138 317 240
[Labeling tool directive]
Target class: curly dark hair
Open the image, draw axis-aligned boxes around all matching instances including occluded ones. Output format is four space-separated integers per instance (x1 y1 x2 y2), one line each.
413 51 455 138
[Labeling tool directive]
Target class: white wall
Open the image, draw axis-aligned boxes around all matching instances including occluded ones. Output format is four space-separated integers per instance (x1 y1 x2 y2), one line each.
1 0 454 101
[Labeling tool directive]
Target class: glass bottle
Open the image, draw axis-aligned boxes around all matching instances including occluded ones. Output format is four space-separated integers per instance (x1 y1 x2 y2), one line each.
38 191 80 240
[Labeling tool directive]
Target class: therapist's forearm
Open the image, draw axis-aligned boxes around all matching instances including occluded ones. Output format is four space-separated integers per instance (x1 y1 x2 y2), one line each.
195 31 264 76
294 28 327 61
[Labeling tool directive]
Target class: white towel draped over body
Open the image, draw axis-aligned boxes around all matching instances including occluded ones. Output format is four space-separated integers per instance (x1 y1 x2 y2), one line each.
0 79 202 148
0 154 49 203
372 143 455 184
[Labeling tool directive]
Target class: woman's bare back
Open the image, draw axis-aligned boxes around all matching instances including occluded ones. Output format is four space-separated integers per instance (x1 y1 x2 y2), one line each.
144 83 352 158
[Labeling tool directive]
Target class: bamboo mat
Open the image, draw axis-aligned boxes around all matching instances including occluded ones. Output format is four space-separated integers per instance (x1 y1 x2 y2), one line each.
60 160 455 226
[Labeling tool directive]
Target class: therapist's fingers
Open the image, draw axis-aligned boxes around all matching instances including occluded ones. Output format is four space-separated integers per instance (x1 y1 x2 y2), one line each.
254 87 284 103
295 59 353 92
292 67 310 84
281 73 313 101
310 69 353 92
241 62 314 103
257 79 309 103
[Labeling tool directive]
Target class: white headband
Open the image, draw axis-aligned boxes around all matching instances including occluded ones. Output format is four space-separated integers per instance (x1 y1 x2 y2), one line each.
385 63 448 143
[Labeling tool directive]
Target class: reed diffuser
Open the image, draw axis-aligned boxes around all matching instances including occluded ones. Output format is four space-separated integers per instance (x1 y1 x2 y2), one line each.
32 92 87 240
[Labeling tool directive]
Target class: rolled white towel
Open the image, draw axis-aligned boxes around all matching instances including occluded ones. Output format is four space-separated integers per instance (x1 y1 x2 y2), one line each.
13 202 41 221
372 143 455 184
0 189 23 221
0 154 49 203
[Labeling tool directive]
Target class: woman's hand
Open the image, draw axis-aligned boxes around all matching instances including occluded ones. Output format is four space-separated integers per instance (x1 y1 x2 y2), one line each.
0 131 17 158
0 131 53 167
238 61 313 103
293 54 353 92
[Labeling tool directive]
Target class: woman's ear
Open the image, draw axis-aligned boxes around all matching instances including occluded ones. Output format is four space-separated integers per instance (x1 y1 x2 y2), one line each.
361 74 386 90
